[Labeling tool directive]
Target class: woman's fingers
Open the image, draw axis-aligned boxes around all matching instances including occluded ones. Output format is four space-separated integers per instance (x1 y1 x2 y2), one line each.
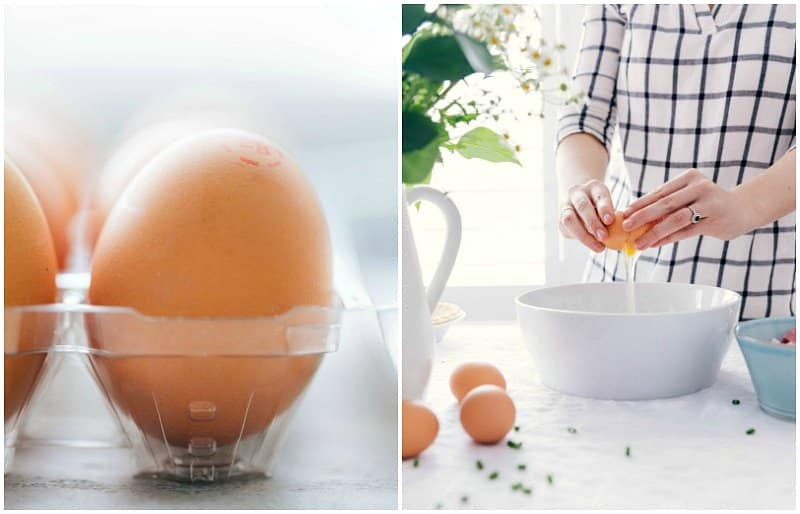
560 206 605 252
634 206 694 250
569 187 608 241
559 179 615 253
648 223 703 248
622 182 700 231
624 168 699 215
588 181 615 225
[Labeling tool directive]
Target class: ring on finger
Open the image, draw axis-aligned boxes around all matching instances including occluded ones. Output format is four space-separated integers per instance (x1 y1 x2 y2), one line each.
687 205 705 224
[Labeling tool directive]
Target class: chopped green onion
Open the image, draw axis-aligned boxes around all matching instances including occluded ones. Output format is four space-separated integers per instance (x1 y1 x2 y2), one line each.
523 487 533 495
746 428 756 435
567 427 577 434
489 471 499 480
517 464 527 471
460 496 469 503
625 446 631 457
413 458 419 467
514 425 520 432
476 460 484 470
507 440 523 449
732 399 741 405
511 482 523 491
547 474 554 484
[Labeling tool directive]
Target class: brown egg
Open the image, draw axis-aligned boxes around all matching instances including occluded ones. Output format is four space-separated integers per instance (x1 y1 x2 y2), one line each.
459 385 516 444
4 159 58 422
604 212 652 256
92 119 227 229
5 137 76 268
402 400 439 459
5 102 96 204
88 129 333 448
450 362 507 402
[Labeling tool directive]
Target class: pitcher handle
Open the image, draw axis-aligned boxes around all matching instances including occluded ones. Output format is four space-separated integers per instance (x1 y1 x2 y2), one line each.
405 186 462 312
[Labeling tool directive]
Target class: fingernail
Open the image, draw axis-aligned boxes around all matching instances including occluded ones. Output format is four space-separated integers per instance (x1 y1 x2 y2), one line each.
603 214 613 224
635 240 647 250
622 220 633 230
596 229 607 240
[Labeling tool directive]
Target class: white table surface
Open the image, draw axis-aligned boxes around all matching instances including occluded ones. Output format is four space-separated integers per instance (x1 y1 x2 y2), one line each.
5 309 398 509
403 322 796 510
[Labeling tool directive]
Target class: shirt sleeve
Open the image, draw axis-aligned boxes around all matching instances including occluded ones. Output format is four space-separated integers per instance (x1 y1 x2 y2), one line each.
556 4 626 152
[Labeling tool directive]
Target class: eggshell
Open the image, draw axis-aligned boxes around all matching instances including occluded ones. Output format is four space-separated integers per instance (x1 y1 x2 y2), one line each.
402 400 439 459
4 159 58 421
88 129 333 447
90 128 331 316
5 136 76 268
450 362 506 402
90 353 323 448
5 102 97 204
459 385 515 444
92 119 227 228
604 211 652 255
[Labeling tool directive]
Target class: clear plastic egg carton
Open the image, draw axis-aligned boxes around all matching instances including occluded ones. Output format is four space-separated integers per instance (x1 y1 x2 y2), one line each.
4 273 346 483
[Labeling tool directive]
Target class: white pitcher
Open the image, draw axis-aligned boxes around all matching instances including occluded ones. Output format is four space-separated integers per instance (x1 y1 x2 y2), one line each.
402 186 461 399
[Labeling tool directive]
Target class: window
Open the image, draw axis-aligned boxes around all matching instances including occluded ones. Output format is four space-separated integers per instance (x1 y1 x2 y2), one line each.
409 102 546 289
408 5 587 320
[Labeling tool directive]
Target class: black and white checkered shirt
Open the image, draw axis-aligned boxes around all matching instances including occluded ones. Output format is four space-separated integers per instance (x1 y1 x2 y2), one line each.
557 4 796 320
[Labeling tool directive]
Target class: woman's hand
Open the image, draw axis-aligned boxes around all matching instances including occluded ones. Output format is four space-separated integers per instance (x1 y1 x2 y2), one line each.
621 168 752 250
559 179 616 253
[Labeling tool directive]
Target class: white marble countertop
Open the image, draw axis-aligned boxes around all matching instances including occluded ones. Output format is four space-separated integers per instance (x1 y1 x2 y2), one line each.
403 322 796 510
5 309 398 509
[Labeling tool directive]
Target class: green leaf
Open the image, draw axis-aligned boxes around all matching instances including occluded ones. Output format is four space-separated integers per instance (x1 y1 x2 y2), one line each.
403 35 480 82
449 127 520 165
402 136 443 185
402 4 430 35
402 110 442 153
402 29 434 64
454 33 504 74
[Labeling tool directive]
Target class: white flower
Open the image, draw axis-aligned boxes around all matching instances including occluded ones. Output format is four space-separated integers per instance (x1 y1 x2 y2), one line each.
432 4 572 109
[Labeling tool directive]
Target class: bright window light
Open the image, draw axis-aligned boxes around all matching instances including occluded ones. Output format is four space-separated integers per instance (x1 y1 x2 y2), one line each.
409 75 547 288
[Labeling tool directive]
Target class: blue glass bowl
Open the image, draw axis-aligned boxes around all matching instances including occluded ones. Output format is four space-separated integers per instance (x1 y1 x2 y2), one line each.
735 317 796 420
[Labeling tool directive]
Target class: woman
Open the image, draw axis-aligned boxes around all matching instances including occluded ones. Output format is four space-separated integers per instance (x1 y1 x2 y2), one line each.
557 4 795 320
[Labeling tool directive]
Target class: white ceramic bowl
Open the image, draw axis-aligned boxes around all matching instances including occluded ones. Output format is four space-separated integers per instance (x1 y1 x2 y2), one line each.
516 282 741 400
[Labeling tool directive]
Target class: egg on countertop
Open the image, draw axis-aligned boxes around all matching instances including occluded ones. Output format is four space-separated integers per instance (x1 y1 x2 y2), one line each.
459 385 516 444
88 129 333 448
450 362 507 403
4 159 58 421
402 400 439 459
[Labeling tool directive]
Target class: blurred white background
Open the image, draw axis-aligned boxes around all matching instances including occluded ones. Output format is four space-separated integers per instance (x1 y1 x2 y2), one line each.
5 3 398 508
